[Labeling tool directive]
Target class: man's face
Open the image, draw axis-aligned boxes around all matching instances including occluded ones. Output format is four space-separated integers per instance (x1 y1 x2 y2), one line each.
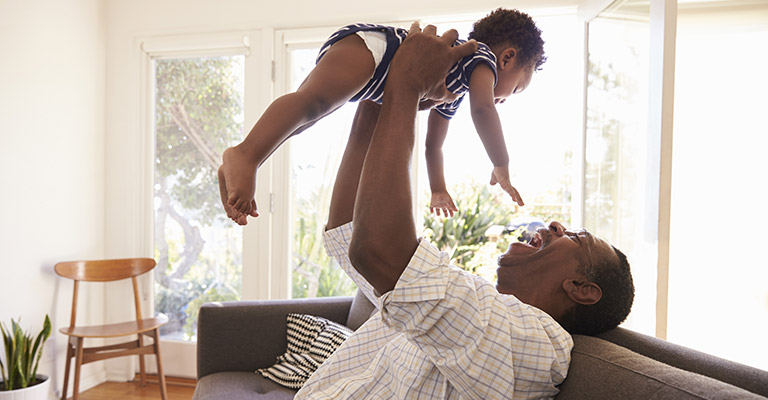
495 221 617 301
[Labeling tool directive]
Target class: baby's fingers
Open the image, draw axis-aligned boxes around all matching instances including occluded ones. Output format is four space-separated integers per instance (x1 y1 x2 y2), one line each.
504 185 525 207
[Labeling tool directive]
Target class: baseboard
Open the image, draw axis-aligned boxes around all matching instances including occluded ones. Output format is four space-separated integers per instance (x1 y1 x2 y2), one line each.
78 370 107 392
58 366 107 399
134 374 197 388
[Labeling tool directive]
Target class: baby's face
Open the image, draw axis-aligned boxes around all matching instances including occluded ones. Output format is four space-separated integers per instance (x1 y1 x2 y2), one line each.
493 65 534 104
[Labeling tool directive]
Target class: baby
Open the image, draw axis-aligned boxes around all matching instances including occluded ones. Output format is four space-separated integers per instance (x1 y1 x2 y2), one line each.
219 8 546 224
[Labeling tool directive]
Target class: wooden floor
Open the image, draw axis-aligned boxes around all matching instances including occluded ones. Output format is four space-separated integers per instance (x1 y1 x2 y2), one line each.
76 377 196 400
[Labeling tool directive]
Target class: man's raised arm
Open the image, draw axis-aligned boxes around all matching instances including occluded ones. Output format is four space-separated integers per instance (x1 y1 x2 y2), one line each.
347 24 477 295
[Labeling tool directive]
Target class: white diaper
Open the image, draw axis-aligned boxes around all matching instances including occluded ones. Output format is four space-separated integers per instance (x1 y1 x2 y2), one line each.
355 30 388 70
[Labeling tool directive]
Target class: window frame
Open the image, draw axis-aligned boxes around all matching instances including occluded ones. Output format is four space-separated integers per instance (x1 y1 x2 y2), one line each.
578 0 677 338
136 29 274 378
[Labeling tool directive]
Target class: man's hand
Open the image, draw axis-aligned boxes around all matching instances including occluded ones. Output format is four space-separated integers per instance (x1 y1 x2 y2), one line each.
490 166 525 207
388 22 478 103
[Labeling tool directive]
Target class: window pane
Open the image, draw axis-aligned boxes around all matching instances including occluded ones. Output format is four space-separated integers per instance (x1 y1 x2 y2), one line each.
154 56 244 340
422 16 582 279
288 47 357 298
585 1 655 335
669 6 768 370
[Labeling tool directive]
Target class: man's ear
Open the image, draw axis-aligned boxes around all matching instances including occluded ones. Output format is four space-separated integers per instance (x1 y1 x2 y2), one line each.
562 279 602 305
498 47 517 70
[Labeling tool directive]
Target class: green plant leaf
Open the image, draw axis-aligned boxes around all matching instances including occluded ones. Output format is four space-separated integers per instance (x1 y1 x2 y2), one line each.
30 315 51 384
0 316 50 391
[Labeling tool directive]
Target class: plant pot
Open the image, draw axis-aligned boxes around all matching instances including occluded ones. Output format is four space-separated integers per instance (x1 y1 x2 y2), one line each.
0 375 50 400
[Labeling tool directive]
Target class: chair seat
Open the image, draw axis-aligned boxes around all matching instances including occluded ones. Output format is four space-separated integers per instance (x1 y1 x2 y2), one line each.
59 316 168 338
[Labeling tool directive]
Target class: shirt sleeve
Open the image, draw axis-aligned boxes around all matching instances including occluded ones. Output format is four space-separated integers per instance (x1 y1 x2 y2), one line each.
322 222 380 308
379 238 573 399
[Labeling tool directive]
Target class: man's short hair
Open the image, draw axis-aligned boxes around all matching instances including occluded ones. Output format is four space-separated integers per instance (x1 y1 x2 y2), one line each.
558 246 635 335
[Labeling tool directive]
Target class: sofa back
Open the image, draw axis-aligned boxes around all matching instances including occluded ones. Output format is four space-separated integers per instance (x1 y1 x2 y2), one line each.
558 335 767 399
596 327 768 397
345 290 768 398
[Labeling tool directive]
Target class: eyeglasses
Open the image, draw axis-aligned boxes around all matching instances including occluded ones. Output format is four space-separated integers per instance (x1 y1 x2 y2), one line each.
566 229 594 272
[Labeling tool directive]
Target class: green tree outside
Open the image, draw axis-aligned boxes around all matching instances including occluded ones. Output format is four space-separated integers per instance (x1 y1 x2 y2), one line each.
154 56 244 339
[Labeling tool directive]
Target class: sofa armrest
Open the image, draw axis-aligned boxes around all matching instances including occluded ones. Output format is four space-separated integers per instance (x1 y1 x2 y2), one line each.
196 296 354 380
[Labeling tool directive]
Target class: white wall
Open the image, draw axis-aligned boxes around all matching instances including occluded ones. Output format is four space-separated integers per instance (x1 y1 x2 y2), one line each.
0 0 106 397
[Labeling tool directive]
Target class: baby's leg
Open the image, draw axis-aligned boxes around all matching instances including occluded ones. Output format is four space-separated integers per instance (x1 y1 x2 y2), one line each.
220 34 375 221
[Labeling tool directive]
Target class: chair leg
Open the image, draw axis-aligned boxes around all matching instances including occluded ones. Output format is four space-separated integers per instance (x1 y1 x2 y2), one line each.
138 334 146 386
151 329 168 400
61 337 75 400
72 337 84 400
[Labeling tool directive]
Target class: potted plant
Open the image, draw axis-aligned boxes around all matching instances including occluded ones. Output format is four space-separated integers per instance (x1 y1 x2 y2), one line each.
0 315 51 399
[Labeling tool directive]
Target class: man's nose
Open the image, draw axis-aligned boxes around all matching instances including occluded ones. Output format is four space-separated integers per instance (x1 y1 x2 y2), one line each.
549 221 566 236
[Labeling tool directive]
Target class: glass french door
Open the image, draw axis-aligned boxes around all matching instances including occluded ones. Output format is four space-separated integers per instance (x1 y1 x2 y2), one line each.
581 0 677 337
283 44 358 299
153 55 245 341
141 31 271 378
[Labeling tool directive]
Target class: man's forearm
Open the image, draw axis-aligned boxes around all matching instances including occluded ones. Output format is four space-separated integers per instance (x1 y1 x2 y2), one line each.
349 81 421 295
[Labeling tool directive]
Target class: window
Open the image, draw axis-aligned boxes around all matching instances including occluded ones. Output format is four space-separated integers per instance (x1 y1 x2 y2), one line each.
584 0 656 335
153 55 245 340
419 15 583 278
582 0 768 370
141 31 271 377
285 46 357 298
668 3 768 370
278 16 583 293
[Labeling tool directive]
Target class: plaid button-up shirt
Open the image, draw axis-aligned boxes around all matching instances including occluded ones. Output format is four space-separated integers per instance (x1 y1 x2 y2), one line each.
295 222 573 400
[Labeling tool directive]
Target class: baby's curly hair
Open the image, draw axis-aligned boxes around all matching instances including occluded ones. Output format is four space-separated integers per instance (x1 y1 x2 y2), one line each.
469 8 547 71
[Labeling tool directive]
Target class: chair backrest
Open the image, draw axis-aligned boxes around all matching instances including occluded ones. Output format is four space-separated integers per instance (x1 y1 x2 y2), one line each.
54 258 156 282
54 258 157 328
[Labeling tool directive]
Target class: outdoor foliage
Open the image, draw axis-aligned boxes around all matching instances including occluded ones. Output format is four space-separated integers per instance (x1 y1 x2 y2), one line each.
422 183 521 281
0 315 51 391
290 179 569 292
154 56 244 339
292 185 356 299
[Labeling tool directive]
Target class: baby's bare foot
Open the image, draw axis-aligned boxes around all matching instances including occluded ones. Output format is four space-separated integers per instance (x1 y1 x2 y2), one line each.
218 166 250 225
220 147 260 220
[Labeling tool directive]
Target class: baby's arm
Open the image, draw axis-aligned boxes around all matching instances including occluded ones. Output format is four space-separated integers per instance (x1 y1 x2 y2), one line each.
468 65 524 206
425 110 457 217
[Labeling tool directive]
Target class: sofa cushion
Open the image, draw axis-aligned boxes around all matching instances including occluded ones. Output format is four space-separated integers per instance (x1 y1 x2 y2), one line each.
193 372 295 400
556 335 766 399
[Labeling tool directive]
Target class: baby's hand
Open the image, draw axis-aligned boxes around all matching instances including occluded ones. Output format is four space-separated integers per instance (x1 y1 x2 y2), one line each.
430 192 458 217
490 166 525 207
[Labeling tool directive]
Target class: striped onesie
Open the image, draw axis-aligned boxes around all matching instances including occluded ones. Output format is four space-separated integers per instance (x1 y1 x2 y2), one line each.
317 23 498 119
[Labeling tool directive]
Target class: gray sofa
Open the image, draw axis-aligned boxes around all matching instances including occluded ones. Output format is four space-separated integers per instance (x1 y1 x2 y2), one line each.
193 291 768 399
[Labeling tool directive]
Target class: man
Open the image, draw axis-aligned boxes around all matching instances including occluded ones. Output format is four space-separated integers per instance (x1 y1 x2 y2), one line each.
295 23 634 399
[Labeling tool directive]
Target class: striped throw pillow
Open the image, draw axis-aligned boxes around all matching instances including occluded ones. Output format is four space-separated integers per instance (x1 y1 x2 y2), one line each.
257 313 353 389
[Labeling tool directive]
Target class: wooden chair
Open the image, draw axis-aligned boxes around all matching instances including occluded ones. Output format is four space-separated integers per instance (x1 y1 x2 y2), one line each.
55 258 168 400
